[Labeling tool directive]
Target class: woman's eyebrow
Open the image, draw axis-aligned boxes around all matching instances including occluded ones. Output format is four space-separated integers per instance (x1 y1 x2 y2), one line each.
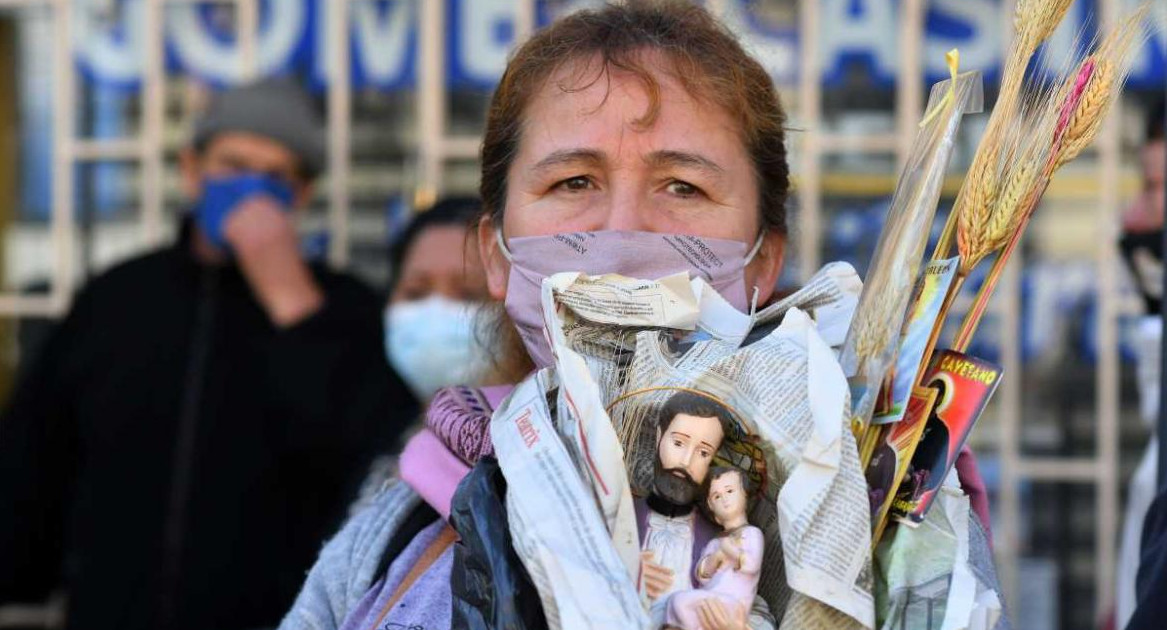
645 150 725 176
531 148 605 174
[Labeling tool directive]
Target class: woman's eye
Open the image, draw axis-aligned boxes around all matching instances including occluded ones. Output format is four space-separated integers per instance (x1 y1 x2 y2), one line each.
556 176 593 192
673 440 684 448
666 180 699 197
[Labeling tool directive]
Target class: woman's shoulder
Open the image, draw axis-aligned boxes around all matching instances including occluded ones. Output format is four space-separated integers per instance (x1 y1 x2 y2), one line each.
278 481 428 630
347 481 430 566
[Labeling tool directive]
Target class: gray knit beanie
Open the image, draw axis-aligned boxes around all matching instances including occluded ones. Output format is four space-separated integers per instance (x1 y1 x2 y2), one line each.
192 76 326 179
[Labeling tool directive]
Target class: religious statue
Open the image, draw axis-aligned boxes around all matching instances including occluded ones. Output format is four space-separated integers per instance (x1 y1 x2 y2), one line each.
665 467 763 630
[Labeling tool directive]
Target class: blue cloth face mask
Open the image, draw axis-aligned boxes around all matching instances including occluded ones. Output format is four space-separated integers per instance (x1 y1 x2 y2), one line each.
195 174 295 248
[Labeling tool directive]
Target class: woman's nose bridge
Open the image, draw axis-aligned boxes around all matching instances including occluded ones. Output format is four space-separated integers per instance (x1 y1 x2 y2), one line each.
600 178 648 231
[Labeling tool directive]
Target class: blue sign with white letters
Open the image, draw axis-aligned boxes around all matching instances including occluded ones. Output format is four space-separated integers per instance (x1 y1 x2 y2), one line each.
71 0 1164 91
20 0 1164 222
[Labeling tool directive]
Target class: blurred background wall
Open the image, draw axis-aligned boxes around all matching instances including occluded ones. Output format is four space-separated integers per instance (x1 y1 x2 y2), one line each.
0 1 1162 628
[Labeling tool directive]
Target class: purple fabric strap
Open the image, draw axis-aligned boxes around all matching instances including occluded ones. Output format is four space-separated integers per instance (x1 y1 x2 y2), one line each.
423 385 502 464
399 384 514 523
421 384 511 464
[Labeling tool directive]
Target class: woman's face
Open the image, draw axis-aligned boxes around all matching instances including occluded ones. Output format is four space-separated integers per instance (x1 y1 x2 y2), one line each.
391 225 489 304
479 53 785 303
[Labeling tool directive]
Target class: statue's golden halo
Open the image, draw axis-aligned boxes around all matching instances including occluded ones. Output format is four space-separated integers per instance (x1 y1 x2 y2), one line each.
606 385 769 498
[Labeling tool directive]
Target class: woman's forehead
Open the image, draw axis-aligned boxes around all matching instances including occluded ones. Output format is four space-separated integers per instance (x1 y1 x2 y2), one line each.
520 54 742 152
402 225 472 272
544 52 690 107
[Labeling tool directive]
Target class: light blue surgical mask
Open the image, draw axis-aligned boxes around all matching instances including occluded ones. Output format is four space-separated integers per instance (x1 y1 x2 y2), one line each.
385 296 486 400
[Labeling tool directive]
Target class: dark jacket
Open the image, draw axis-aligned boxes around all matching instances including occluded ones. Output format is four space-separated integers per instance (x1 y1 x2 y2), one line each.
0 223 416 630
1133 484 1167 629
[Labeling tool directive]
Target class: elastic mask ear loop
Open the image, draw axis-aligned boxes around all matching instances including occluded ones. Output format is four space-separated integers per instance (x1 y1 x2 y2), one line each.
744 231 766 265
748 285 762 327
495 225 515 263
746 232 765 325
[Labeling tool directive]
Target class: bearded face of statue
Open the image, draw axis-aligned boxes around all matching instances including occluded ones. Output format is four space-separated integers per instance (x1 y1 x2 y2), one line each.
653 412 725 506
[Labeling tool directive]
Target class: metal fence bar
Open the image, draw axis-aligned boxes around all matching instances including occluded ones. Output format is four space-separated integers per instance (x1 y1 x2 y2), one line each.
514 0 536 44
0 295 64 317
0 0 76 315
797 0 822 281
1017 458 1102 481
141 0 166 247
439 136 484 160
1094 0 1122 616
896 0 924 170
73 139 141 161
998 258 1023 605
238 0 259 80
326 0 351 268
49 0 74 315
417 0 446 202
818 133 901 154
991 0 1022 609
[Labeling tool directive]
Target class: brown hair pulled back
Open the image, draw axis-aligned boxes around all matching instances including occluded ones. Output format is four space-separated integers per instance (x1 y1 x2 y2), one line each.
479 0 790 235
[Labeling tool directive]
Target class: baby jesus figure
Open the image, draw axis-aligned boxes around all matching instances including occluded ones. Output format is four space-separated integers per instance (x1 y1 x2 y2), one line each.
665 467 763 630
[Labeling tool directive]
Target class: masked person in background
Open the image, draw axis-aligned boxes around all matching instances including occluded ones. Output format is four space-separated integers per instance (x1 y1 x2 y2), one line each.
385 197 495 402
1118 98 1165 630
350 198 498 511
0 77 414 630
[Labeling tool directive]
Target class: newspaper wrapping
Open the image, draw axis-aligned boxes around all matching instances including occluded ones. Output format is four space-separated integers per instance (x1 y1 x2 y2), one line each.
491 262 997 629
874 470 1003 630
492 369 649 628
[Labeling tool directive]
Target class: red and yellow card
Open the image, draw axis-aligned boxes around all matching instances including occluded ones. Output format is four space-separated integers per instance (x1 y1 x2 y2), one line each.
890 350 1002 526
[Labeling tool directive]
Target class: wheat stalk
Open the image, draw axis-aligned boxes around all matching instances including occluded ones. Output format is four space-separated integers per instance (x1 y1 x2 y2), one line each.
1016 0 1075 50
954 144 999 272
948 6 1150 352
1055 59 1113 167
990 162 1036 247
874 1 1151 546
946 0 1082 274
1050 4 1146 168
851 277 891 365
1002 0 1070 115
